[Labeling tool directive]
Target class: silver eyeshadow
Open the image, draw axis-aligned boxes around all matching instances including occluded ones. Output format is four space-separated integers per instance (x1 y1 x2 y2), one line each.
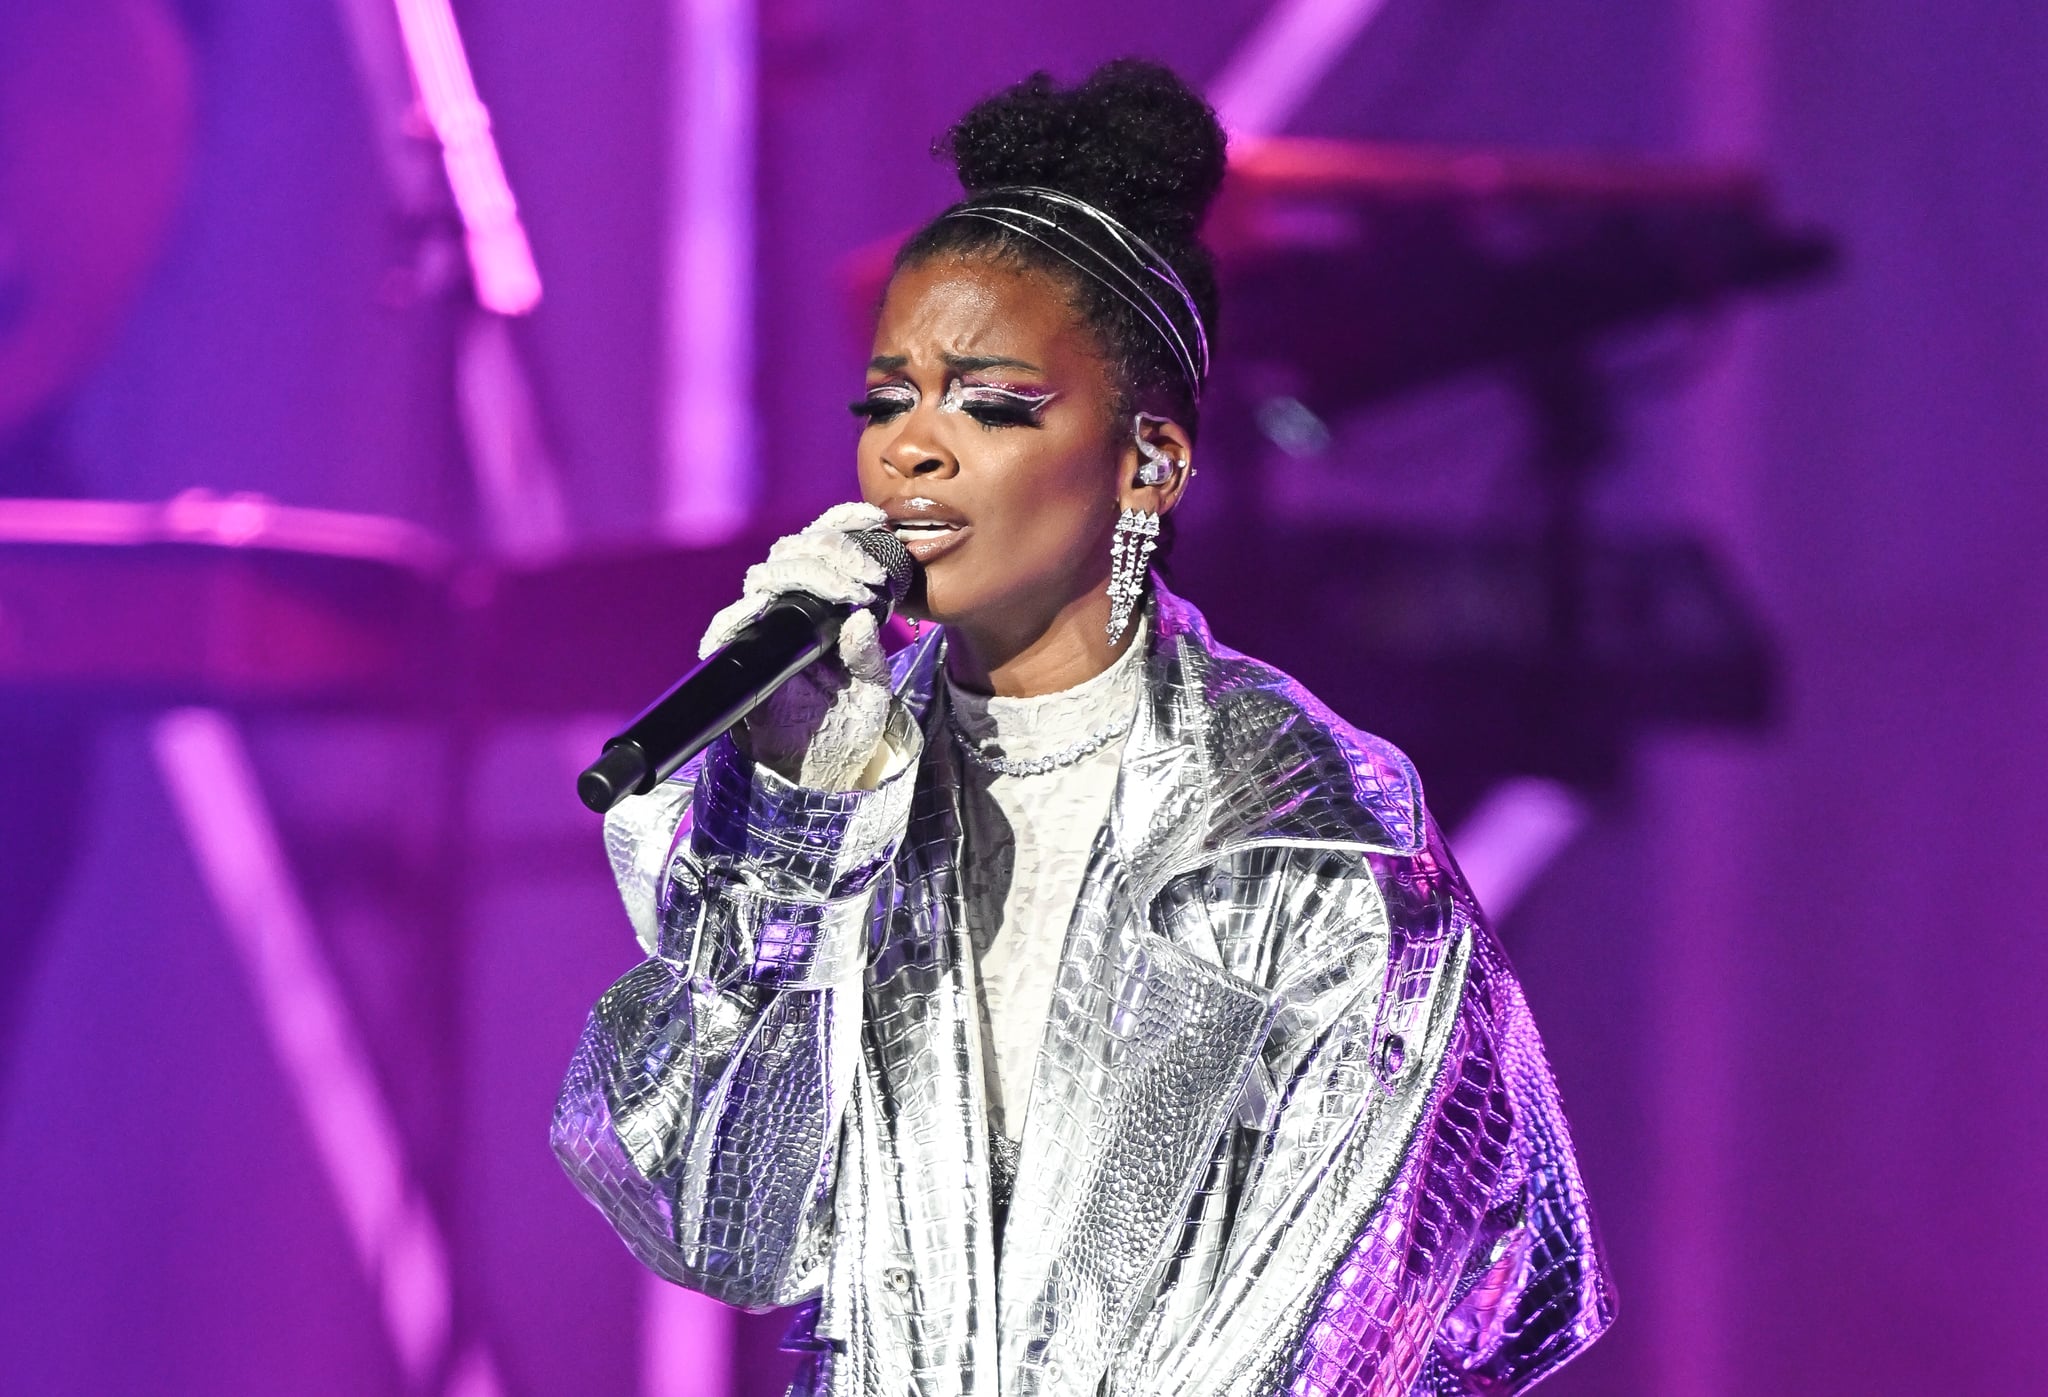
857 378 1058 411
938 378 1058 416
863 382 919 412
857 376 1058 423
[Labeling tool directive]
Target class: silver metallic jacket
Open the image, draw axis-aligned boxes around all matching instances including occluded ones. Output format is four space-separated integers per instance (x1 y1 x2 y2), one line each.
553 585 1614 1396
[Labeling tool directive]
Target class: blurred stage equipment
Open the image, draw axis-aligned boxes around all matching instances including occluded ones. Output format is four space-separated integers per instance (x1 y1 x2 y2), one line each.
334 0 566 560
0 0 197 438
141 0 559 1388
0 494 447 707
0 0 550 1390
843 136 1833 823
1204 138 1829 413
0 0 198 1158
1 139 1834 809
1184 138 1833 815
0 493 465 1389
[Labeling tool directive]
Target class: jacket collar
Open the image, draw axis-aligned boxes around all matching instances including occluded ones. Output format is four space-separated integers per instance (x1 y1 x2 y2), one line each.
891 580 1424 894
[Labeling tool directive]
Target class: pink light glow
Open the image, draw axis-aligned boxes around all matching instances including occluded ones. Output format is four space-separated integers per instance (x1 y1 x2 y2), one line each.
0 491 449 567
1451 778 1590 919
1207 0 1395 140
389 0 542 315
661 0 759 544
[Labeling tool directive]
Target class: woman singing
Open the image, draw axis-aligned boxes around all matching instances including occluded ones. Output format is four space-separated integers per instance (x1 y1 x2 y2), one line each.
553 60 1613 1396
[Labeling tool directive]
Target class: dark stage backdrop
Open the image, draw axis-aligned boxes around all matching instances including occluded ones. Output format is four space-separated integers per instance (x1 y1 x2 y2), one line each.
1 2 2042 1394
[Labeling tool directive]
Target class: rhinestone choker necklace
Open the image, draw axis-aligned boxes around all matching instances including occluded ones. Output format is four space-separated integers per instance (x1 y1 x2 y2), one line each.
946 706 1135 778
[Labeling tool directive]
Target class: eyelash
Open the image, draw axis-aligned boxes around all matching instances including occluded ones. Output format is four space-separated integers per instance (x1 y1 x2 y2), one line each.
848 382 1049 430
848 394 909 424
961 400 1038 430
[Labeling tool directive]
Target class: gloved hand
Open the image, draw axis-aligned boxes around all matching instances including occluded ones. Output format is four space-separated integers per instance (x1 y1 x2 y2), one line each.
698 501 898 790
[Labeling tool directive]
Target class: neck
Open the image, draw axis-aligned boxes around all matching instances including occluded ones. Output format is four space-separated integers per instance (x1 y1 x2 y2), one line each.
943 579 1137 698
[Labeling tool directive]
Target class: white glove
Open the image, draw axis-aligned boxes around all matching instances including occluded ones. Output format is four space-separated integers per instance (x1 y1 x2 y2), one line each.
699 502 897 790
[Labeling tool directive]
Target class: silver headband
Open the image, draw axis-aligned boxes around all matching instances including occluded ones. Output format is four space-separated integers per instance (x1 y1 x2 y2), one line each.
942 186 1210 402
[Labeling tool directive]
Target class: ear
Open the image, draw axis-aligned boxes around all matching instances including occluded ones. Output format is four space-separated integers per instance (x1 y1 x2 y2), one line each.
1117 412 1196 515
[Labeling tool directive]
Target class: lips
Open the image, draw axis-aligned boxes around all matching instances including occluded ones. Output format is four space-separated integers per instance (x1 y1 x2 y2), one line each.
884 498 970 564
891 519 970 564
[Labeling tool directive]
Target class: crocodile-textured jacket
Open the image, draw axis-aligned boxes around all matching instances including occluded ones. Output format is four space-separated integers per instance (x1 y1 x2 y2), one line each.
552 583 1614 1396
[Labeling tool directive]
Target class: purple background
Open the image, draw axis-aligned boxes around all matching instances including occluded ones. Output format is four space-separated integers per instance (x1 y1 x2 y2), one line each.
4 1 2045 1394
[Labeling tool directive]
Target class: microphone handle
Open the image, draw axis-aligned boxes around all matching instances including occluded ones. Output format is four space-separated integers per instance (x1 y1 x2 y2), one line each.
576 593 852 814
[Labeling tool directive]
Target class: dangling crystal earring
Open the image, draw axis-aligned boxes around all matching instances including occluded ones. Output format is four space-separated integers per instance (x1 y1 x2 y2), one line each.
1106 507 1160 644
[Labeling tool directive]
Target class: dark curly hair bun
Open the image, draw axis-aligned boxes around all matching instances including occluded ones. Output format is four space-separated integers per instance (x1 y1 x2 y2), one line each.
898 58 1225 461
939 59 1228 244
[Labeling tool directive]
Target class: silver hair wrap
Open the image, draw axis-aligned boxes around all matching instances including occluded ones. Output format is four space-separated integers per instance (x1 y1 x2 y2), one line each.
943 186 1211 402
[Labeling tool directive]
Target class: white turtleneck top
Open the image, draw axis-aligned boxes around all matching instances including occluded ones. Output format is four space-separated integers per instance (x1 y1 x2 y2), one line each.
945 618 1147 1143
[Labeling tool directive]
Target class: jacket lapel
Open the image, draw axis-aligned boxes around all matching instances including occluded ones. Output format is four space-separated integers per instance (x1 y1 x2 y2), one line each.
866 632 1001 1391
994 837 1274 1397
992 605 1278 1397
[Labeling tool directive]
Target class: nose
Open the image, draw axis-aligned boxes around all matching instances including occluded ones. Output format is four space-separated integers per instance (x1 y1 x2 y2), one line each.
880 412 958 480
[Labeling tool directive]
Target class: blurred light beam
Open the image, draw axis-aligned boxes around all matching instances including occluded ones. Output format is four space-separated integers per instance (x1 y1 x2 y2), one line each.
388 0 542 314
1451 777 1591 919
662 0 758 544
1209 0 1397 139
152 709 503 1397
643 1274 734 1397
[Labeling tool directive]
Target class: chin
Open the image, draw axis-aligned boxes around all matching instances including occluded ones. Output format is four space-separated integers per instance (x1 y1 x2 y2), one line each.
914 563 978 625
929 573 1096 640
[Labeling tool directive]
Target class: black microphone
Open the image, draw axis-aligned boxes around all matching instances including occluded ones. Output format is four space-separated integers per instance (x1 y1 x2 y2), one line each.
576 528 920 814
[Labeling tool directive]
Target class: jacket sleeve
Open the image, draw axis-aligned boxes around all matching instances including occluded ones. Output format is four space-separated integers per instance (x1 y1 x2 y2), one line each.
549 718 917 1309
1158 820 1613 1396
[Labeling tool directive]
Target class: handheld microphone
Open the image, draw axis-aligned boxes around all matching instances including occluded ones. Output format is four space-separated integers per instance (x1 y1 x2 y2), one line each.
576 528 920 814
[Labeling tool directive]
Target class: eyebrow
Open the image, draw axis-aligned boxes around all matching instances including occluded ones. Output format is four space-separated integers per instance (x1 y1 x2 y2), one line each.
866 352 1044 374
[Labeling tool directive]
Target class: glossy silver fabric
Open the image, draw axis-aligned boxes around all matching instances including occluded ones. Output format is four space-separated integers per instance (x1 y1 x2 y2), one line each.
553 584 1614 1396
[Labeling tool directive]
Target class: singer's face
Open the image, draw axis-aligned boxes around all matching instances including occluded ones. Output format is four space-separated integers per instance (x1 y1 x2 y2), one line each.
855 254 1128 642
